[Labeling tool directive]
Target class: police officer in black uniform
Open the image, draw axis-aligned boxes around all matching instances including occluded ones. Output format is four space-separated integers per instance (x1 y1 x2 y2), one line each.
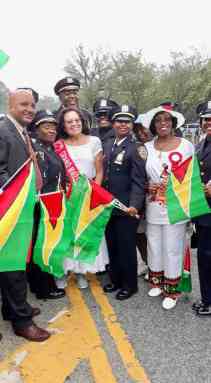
91 98 119 145
54 77 92 130
27 110 66 300
192 101 211 315
103 105 147 300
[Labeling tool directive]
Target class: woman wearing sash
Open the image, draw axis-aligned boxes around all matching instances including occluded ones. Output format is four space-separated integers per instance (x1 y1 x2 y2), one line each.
144 105 194 310
55 108 108 289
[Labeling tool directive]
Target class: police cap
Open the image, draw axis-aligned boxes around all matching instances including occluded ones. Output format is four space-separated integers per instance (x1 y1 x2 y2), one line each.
54 77 80 95
111 104 137 122
196 101 211 118
93 98 119 118
30 110 57 130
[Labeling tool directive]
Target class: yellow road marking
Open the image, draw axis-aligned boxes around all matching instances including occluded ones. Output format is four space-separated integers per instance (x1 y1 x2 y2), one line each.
89 275 150 383
0 278 116 383
0 275 150 382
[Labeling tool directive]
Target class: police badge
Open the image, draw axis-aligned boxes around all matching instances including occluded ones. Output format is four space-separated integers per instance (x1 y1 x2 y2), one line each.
137 145 148 160
114 150 125 165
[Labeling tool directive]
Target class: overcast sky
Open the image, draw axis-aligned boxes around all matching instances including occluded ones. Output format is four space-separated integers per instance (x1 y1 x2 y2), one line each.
1 0 211 97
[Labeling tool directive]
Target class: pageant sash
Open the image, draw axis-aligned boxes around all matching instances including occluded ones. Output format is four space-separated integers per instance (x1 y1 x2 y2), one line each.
54 140 130 215
54 139 79 182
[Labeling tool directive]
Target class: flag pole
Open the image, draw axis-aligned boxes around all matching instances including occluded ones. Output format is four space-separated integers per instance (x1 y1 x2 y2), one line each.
0 157 32 194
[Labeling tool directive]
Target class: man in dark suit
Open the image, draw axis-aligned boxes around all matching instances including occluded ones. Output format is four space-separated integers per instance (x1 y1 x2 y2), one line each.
192 101 211 316
0 89 50 341
103 105 146 300
53 77 93 130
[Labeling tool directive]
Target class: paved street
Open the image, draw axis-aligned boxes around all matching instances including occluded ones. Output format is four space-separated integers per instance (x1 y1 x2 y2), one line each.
0 251 211 383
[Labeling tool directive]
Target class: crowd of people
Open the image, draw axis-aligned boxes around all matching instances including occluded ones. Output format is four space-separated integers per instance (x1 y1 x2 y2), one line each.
1 76 211 344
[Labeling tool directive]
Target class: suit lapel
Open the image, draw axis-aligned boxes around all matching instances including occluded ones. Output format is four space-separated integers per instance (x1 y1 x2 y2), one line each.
6 118 29 155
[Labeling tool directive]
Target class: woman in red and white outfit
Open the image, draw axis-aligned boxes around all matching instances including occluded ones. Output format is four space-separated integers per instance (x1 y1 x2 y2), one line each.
144 106 194 309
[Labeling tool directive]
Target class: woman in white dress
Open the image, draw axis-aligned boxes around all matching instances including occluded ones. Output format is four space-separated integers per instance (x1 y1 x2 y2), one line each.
57 108 109 289
144 106 194 309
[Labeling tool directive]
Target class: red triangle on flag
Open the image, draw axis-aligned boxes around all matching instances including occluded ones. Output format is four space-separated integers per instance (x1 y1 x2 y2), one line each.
0 162 30 220
89 181 114 210
171 156 192 183
40 192 63 228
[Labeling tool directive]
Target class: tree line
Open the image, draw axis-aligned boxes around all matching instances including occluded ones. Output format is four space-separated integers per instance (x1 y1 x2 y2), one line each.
64 45 211 122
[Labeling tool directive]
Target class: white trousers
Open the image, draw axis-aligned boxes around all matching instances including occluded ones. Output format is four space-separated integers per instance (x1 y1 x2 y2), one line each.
147 223 186 279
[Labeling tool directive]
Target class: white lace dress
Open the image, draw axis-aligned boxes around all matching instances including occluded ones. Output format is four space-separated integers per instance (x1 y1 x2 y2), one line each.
63 136 109 274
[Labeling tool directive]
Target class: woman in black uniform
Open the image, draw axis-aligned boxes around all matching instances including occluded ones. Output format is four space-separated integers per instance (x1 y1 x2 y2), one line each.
28 110 66 299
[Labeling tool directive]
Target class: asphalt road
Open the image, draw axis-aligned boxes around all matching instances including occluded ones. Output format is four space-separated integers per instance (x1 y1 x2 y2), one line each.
1 250 211 383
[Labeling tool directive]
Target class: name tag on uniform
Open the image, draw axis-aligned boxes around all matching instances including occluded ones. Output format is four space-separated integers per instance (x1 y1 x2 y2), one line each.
114 150 125 165
38 151 45 161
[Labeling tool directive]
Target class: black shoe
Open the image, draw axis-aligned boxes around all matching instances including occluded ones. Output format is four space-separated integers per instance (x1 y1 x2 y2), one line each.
48 289 65 299
36 289 65 300
116 288 138 301
192 300 203 311
0 333 2 341
103 284 119 293
196 304 211 316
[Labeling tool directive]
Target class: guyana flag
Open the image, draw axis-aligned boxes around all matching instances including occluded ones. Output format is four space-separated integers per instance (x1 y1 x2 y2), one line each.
67 174 114 264
0 50 9 69
0 161 36 272
166 155 211 224
177 243 192 293
33 191 71 278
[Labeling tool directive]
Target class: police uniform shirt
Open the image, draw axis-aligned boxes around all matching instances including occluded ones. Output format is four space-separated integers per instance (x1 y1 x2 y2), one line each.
32 139 66 193
195 135 211 226
197 136 211 186
91 125 115 146
103 135 146 212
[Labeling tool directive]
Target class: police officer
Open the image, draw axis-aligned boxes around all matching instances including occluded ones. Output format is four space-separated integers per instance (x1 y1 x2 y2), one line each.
192 101 211 315
27 110 66 300
91 98 119 145
54 77 92 130
103 105 146 300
